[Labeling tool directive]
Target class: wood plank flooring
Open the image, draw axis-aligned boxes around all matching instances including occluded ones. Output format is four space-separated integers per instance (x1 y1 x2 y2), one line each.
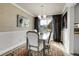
1 40 65 56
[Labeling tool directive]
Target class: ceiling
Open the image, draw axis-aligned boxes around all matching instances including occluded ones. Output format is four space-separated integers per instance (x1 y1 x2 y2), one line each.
16 3 65 17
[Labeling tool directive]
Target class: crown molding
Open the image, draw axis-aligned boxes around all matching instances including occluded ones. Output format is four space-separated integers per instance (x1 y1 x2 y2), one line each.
11 3 34 17
62 3 77 15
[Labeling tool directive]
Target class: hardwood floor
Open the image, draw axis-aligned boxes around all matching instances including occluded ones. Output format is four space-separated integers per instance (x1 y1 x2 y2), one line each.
29 40 64 56
49 40 64 56
1 43 28 56
1 40 65 56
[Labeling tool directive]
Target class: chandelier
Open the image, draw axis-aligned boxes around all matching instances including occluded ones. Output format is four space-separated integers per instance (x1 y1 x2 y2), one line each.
38 5 47 20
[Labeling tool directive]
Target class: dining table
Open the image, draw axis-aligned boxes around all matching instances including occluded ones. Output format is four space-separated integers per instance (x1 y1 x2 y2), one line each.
39 32 50 55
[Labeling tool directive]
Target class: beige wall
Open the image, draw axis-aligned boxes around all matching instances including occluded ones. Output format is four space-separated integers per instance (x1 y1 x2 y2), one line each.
0 3 34 32
62 4 75 55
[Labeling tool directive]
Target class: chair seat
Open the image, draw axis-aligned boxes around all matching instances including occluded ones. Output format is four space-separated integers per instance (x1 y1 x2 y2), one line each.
30 41 43 51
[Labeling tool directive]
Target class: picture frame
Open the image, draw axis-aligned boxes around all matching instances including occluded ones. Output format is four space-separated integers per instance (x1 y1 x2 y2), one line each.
62 12 67 28
17 15 29 28
74 23 79 33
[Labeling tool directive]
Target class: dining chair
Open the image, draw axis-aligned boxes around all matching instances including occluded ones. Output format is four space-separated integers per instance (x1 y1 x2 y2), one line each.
45 32 51 54
27 31 44 56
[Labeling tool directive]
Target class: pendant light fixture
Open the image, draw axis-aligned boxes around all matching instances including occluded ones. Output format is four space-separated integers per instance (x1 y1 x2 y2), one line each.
38 5 46 20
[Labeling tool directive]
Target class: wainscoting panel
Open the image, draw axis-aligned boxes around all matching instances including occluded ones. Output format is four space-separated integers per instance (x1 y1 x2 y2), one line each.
0 31 27 55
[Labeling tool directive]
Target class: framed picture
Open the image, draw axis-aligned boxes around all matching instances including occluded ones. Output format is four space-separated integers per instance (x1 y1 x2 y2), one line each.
17 15 29 28
63 12 67 28
74 23 79 33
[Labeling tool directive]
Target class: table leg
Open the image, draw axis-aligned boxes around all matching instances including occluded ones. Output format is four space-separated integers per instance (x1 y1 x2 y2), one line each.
43 40 45 56
26 38 29 56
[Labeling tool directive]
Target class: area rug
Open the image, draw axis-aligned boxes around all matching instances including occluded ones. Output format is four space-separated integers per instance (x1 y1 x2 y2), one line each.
30 41 64 56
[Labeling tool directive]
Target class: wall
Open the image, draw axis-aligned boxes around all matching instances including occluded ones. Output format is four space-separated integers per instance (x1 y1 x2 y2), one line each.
68 6 74 54
0 3 34 32
0 3 34 55
74 4 79 23
74 34 79 54
62 3 75 55
74 4 79 54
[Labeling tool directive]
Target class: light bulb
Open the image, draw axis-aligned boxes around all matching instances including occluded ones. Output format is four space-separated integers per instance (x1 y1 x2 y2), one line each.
43 15 46 18
38 15 41 19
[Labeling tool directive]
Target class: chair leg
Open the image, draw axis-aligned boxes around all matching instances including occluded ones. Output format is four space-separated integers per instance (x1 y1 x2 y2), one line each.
48 49 50 55
48 46 50 56
45 45 50 56
38 51 40 56
29 50 32 56
29 50 30 56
